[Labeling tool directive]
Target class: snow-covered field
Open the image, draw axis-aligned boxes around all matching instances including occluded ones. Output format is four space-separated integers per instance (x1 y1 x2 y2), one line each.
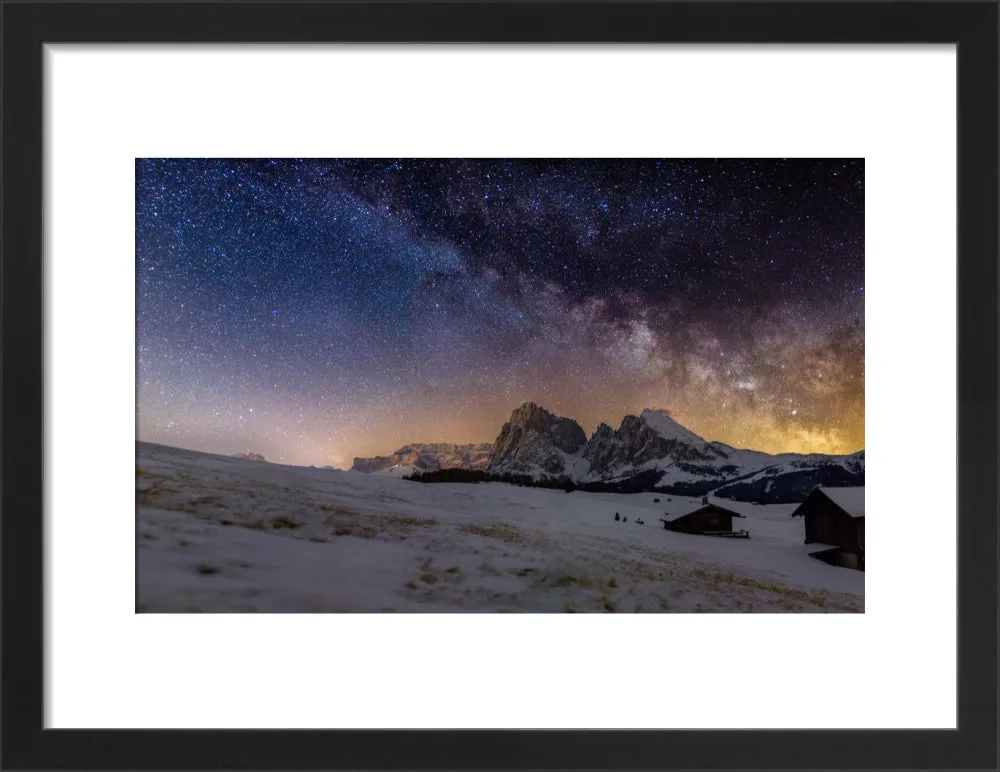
137 442 864 613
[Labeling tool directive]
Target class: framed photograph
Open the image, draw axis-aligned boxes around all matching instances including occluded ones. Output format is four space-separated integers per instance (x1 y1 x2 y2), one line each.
2 0 996 769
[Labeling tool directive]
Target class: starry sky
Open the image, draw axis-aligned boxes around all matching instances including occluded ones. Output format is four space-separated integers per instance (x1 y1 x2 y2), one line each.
137 159 864 467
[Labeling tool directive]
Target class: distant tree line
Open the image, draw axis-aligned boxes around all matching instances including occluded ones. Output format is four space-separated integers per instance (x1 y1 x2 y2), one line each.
404 467 708 495
403 468 578 491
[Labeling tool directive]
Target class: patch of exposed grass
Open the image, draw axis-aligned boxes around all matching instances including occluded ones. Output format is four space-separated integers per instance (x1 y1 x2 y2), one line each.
309 535 329 543
322 511 438 534
603 599 616 613
419 573 438 584
690 568 855 611
621 559 672 583
318 503 357 516
356 526 378 539
445 565 460 574
334 527 352 536
388 515 439 528
136 489 165 508
196 564 220 575
220 519 234 526
245 519 268 531
552 575 578 588
270 515 303 530
608 577 618 588
404 582 419 590
459 523 525 544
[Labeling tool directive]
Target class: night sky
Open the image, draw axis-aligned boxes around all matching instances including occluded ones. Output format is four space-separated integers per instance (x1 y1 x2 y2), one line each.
137 159 864 467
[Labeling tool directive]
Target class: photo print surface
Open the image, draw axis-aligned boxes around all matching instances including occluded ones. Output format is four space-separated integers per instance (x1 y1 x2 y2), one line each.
136 158 865 613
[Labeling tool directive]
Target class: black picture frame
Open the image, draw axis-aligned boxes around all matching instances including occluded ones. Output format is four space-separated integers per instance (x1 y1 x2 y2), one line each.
2 1 997 770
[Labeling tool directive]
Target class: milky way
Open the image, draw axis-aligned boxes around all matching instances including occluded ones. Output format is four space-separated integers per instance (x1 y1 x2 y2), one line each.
136 159 864 466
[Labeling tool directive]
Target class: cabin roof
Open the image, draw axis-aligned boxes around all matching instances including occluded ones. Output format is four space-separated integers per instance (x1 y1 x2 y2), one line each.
661 501 743 523
818 486 865 517
791 486 865 518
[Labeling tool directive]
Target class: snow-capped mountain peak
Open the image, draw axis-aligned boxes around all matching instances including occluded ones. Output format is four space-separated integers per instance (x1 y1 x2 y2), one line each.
639 408 709 447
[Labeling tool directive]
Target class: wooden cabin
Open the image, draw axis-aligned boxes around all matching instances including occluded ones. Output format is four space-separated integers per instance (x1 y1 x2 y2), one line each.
791 486 864 570
659 498 748 538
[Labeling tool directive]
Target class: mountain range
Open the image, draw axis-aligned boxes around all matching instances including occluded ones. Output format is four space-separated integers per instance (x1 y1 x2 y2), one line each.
350 402 865 503
232 452 268 462
350 442 493 477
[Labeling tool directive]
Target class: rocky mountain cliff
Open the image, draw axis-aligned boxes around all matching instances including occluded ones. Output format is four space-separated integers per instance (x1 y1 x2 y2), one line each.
574 407 862 502
489 402 589 478
583 409 728 478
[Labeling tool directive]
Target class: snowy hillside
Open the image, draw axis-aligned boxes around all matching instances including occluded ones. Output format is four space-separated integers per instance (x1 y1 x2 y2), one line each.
137 442 863 613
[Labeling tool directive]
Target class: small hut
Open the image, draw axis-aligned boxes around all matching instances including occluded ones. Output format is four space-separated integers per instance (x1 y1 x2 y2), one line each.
791 486 864 571
659 498 748 538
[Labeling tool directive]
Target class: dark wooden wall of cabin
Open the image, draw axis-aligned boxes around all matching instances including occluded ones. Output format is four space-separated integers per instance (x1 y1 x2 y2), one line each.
675 507 733 533
803 495 860 554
